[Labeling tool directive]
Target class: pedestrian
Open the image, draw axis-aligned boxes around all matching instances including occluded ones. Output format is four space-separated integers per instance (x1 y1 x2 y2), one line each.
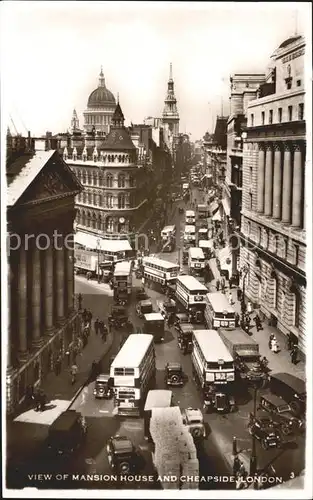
70 363 78 384
82 308 88 323
247 301 253 314
228 291 234 305
78 293 83 310
254 313 262 332
270 335 279 353
291 344 298 365
55 353 62 376
87 271 92 281
39 390 47 412
87 310 93 323
237 288 242 301
216 279 220 291
233 456 242 476
235 312 240 328
94 318 100 335
102 323 108 342
286 333 294 350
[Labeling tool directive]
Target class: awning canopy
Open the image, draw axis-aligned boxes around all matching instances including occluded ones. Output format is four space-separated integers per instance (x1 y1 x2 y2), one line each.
221 198 230 217
218 247 232 271
74 231 132 252
209 201 219 215
212 211 221 221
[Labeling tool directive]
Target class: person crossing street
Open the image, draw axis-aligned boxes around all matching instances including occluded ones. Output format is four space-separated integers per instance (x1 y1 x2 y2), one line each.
70 363 78 384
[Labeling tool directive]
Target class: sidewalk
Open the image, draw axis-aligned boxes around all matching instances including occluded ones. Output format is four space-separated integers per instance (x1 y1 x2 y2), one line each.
75 274 114 295
206 257 305 382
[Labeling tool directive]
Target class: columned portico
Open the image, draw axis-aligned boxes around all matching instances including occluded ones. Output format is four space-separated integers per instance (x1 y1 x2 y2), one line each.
281 143 293 224
257 144 265 213
31 243 43 347
272 143 282 219
264 143 273 216
55 235 66 322
17 243 28 362
44 243 54 334
292 143 303 228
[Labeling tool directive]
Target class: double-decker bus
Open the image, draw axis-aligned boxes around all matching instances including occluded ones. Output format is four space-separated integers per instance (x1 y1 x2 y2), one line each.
110 334 156 416
188 247 205 277
191 329 236 412
205 292 236 329
142 256 180 291
113 260 132 302
183 225 196 246
175 275 208 323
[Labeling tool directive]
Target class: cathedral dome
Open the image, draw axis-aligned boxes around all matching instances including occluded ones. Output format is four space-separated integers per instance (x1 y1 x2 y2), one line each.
278 35 302 49
87 68 116 108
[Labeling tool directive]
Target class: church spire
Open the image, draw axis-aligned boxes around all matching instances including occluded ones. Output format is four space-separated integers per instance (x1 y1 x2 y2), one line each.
169 62 173 81
70 108 79 132
98 66 105 87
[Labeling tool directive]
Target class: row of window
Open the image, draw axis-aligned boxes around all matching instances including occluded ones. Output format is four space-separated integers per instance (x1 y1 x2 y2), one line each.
77 191 133 209
85 114 111 125
245 222 302 267
251 102 304 127
76 213 129 232
73 170 136 188
245 266 301 329
143 262 179 274
66 154 134 164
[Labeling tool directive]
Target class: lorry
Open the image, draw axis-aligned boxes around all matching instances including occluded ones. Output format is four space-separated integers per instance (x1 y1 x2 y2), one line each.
218 328 269 386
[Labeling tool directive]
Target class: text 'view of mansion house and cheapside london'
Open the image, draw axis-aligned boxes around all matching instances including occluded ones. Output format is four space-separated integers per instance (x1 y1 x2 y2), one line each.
5 13 309 494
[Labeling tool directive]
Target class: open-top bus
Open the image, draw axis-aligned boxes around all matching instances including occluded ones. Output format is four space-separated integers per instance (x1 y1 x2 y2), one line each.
110 334 156 416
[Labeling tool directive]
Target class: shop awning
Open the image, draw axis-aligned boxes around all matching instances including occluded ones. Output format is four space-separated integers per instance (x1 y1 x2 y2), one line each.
74 232 132 252
209 201 219 215
218 247 232 271
221 198 230 217
212 211 221 221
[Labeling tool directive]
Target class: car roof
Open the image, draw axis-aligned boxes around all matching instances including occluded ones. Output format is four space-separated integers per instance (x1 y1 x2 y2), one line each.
270 372 306 395
111 435 133 452
96 374 110 382
185 408 202 419
139 299 152 306
167 362 182 370
49 410 80 432
261 393 291 406
256 409 276 421
176 313 189 319
180 324 193 332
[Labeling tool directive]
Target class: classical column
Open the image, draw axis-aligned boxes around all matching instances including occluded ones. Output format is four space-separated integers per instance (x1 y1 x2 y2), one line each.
272 143 283 219
44 243 54 333
282 143 293 224
291 143 303 228
17 243 28 361
31 244 43 347
264 144 273 216
257 144 265 213
7 260 12 370
66 242 74 313
55 236 65 322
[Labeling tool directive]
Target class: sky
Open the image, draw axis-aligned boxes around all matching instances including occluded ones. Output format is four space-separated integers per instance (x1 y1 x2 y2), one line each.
0 1 310 140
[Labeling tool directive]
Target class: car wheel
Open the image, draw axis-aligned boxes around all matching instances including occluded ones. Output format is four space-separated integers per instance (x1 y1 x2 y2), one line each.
192 428 202 438
119 461 130 474
261 439 269 450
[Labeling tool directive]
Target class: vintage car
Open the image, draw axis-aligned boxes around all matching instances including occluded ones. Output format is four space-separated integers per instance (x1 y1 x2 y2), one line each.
248 410 282 450
46 410 87 457
182 250 189 265
165 362 185 387
174 312 190 329
108 306 129 328
269 372 306 417
106 435 142 474
135 287 149 301
203 387 236 414
94 374 113 399
177 324 193 354
157 299 177 320
182 408 206 440
259 394 303 436
136 299 153 318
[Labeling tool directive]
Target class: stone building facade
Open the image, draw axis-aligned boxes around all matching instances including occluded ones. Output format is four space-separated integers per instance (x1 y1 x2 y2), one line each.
6 136 82 414
239 35 306 354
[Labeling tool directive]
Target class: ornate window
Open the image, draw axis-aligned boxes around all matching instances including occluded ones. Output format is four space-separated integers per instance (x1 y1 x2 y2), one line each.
106 217 114 232
87 172 92 185
107 194 113 208
129 174 135 187
118 193 126 209
118 174 126 188
106 174 113 188
82 170 87 184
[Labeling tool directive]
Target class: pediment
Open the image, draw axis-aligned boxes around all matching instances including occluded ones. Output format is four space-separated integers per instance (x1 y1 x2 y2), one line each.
18 155 81 206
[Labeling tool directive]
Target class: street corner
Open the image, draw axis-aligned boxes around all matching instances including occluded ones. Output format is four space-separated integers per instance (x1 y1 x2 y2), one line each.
14 399 71 426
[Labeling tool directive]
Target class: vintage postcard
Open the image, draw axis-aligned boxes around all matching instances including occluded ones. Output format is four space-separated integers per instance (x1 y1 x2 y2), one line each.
1 1 312 498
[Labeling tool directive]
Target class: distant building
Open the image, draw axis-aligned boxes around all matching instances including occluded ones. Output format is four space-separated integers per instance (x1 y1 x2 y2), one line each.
226 73 265 274
6 133 82 414
83 67 116 135
240 35 306 354
162 63 180 154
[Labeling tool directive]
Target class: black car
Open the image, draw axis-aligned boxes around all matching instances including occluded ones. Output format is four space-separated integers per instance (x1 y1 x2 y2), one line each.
94 374 113 399
165 362 184 386
269 372 306 416
259 394 303 436
46 410 87 457
248 410 282 450
106 435 141 474
136 287 149 301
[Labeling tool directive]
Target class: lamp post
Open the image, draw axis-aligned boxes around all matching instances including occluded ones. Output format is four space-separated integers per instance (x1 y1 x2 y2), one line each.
96 238 101 283
240 264 248 326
